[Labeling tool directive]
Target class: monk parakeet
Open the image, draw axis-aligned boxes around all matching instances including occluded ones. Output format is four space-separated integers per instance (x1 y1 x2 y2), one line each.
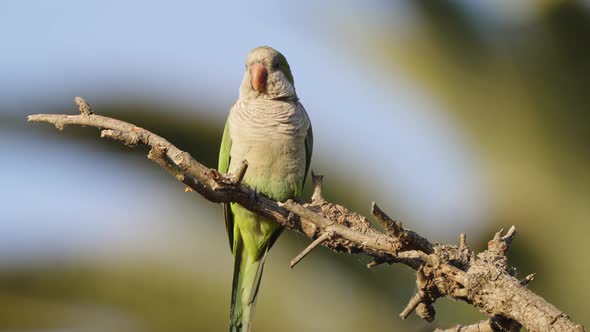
218 46 313 331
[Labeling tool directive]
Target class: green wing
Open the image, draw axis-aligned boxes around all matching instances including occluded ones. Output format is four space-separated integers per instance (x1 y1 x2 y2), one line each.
302 120 313 191
218 119 234 249
297 108 314 198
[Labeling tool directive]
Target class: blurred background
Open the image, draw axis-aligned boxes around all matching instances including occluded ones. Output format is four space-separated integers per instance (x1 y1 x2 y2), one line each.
1 0 589 330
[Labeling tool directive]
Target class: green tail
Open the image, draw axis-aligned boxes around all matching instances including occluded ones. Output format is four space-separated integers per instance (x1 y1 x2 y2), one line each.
229 234 269 332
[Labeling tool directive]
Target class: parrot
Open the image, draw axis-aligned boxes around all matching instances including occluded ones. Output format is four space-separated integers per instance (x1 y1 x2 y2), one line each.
218 46 313 332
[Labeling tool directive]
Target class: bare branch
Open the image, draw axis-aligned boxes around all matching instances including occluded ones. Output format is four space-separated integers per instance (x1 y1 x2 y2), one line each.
371 202 403 237
434 316 521 332
27 98 586 332
290 231 332 268
459 233 467 251
232 160 248 184
400 291 424 320
366 259 384 268
520 273 536 286
74 96 93 115
310 171 325 204
502 225 518 245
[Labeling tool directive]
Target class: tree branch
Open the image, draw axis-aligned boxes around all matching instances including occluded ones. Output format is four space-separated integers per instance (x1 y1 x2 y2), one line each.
434 316 522 332
27 98 585 332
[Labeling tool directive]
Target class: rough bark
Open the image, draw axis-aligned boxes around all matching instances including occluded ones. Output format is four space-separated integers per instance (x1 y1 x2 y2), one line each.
27 97 586 332
434 316 521 332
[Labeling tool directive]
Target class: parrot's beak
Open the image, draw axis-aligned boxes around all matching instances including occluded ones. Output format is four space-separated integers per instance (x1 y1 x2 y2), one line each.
250 62 267 93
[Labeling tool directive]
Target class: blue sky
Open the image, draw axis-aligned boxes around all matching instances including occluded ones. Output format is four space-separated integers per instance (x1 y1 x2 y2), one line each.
0 0 487 260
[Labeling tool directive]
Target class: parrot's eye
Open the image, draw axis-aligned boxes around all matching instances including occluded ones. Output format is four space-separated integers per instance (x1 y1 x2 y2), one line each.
272 61 279 70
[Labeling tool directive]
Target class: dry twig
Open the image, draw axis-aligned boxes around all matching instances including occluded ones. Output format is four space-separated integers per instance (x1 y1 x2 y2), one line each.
27 97 586 332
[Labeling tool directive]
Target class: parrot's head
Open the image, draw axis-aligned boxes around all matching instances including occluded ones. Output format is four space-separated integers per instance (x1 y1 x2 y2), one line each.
239 46 296 100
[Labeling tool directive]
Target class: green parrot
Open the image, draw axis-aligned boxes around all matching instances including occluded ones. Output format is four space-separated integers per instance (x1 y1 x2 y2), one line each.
218 46 313 331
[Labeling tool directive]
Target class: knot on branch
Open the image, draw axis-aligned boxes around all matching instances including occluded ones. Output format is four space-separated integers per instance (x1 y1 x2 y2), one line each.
399 246 470 322
101 124 151 147
431 244 471 271
102 129 142 146
400 266 440 322
147 144 168 160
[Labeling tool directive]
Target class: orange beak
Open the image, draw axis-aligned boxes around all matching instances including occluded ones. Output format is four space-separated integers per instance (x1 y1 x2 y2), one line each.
250 62 267 93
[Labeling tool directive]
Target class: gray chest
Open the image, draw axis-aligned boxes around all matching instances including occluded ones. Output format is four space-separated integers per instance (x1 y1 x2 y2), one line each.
227 99 309 183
